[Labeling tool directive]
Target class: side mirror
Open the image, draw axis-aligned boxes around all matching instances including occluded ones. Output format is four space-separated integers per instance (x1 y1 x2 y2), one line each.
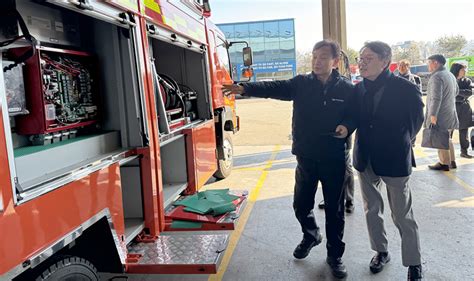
243 47 253 67
241 68 254 79
202 0 211 17
228 41 253 82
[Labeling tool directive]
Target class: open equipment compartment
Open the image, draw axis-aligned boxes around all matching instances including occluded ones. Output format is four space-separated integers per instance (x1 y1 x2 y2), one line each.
1 1 147 217
148 23 214 208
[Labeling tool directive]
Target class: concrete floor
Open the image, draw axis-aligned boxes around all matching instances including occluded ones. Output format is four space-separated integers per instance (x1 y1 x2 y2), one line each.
103 98 474 281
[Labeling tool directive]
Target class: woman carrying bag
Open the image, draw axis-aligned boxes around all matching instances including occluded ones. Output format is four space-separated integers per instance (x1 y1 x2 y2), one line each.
450 63 473 158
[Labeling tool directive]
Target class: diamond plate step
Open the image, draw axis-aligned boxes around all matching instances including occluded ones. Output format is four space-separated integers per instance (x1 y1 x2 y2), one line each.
126 232 229 274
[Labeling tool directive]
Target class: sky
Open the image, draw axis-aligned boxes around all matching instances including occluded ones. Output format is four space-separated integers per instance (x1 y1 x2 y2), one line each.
209 0 474 52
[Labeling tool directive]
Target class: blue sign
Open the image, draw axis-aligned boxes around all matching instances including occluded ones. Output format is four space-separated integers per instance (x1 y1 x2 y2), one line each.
251 60 296 72
218 19 296 81
233 59 296 81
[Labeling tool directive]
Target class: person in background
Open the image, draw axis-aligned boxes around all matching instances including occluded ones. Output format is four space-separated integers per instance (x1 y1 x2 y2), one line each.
222 40 358 279
426 54 459 171
354 41 424 281
398 59 422 146
450 62 473 158
398 59 422 91
318 135 355 213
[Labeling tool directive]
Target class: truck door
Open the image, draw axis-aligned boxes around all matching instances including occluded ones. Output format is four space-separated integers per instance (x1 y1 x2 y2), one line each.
122 0 248 275
0 0 163 275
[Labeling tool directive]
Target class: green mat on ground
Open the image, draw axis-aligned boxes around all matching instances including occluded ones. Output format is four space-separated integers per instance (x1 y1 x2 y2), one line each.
173 189 239 216
170 220 203 229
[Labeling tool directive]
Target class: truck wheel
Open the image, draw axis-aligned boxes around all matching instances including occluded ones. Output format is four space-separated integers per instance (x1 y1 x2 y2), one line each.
35 256 99 281
214 132 233 179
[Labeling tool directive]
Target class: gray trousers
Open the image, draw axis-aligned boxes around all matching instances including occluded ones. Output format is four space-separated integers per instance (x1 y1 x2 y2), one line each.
358 162 421 266
438 129 455 165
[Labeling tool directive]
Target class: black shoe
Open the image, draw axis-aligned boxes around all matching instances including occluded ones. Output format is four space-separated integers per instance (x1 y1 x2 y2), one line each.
326 256 348 279
461 151 473 159
369 252 390 274
318 200 325 209
293 234 322 259
450 161 457 169
345 201 354 213
428 162 449 171
408 265 423 280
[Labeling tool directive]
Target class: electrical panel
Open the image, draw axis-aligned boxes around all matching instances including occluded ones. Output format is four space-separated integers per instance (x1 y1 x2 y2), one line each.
9 46 99 141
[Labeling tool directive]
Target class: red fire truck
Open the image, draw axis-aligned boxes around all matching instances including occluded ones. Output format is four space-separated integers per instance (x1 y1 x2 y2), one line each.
0 0 252 279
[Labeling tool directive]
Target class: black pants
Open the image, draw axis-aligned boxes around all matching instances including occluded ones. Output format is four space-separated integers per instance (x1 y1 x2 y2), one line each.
459 128 470 152
344 149 355 202
293 156 346 258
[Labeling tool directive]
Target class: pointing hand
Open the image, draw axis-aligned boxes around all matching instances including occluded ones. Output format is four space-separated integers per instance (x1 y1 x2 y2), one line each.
334 125 348 139
222 84 244 96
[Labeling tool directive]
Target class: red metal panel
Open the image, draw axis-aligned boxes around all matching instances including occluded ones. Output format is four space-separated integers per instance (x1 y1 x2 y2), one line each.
0 108 13 219
0 163 126 276
127 263 217 274
136 16 166 233
137 147 161 237
185 130 197 194
193 121 217 190
164 220 235 231
184 120 217 194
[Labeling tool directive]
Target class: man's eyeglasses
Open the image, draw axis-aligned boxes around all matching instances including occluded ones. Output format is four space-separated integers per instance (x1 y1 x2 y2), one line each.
356 57 375 64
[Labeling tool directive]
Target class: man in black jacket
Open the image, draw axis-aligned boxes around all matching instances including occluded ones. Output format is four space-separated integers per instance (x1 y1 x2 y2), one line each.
354 41 424 281
223 40 357 279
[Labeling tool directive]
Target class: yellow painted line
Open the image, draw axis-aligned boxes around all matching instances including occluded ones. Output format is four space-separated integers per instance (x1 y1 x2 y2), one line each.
414 164 474 194
413 164 431 171
234 166 265 172
443 172 474 194
209 145 280 281
234 158 296 172
435 196 474 208
413 147 430 159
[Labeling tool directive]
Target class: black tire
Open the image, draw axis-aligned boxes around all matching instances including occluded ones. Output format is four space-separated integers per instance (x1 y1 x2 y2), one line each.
35 256 99 281
214 132 233 179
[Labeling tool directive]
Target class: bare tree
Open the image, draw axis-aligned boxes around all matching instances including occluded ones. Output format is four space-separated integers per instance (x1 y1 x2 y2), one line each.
392 42 423 64
345 48 358 65
418 41 436 62
461 40 474 56
434 35 467 57
296 50 312 74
